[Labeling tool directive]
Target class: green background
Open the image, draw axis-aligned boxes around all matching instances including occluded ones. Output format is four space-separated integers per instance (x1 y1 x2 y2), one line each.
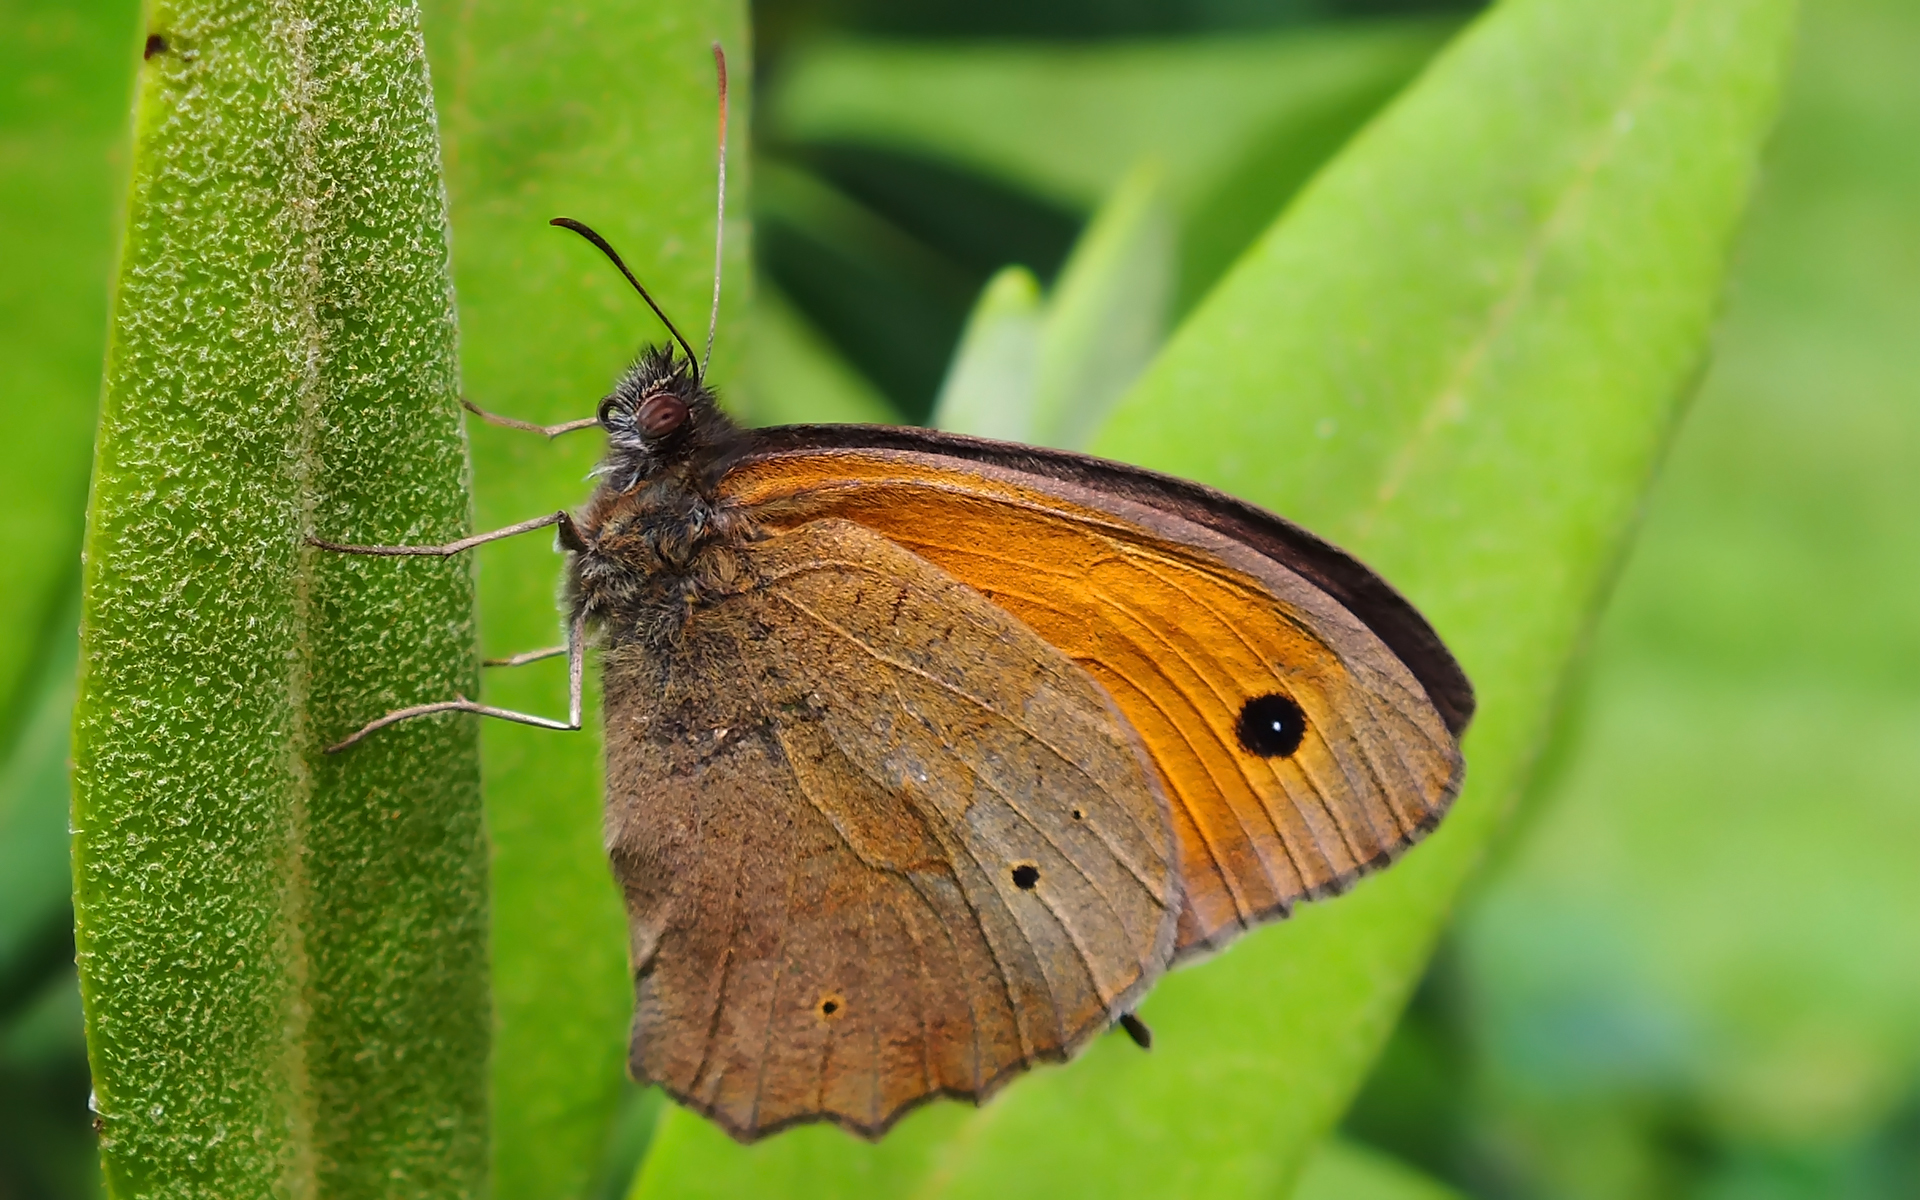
2 0 1912 1196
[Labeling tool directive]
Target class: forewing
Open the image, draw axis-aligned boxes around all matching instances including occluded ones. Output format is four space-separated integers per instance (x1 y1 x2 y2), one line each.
601 518 1178 1142
725 439 1466 960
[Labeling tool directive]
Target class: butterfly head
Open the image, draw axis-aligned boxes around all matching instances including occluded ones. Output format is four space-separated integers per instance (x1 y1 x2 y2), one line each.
596 345 738 484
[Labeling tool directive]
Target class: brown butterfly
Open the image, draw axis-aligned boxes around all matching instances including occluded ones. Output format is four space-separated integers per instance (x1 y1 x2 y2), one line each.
314 47 1470 1145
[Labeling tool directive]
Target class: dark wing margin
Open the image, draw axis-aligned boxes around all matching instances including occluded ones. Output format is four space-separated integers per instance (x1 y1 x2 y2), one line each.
742 424 1476 738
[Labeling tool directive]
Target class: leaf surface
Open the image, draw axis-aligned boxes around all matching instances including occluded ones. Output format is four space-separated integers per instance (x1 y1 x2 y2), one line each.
74 1 486 1194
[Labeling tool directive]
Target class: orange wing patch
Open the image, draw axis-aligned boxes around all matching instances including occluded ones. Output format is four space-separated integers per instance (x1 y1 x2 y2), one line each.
725 449 1463 960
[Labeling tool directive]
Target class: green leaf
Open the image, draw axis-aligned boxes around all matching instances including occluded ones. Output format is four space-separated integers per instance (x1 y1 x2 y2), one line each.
0 0 140 746
0 597 78 1018
1028 163 1172 450
1448 0 1920 1183
630 0 1795 1193
930 265 1043 440
933 164 1172 447
419 1 748 1196
75 1 486 1194
768 23 1449 217
750 285 901 427
753 157 978 417
1294 1138 1464 1200
766 23 1451 308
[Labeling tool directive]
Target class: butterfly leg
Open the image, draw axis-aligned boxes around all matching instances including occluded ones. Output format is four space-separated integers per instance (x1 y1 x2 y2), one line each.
324 611 586 754
484 646 567 667
308 509 584 557
310 512 589 751
462 396 598 438
1118 1012 1153 1050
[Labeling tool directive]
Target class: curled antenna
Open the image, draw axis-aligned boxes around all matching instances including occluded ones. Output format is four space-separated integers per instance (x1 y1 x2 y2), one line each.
548 217 700 371
703 42 730 378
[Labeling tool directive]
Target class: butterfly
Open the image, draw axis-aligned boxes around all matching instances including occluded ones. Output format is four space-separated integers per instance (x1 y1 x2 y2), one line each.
314 45 1470 1145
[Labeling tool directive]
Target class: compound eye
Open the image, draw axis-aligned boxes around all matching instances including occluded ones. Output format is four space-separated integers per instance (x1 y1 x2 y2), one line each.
637 391 689 438
596 395 622 428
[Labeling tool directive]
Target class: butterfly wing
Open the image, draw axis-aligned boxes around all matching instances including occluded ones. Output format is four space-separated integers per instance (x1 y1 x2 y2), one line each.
726 428 1470 960
602 517 1179 1142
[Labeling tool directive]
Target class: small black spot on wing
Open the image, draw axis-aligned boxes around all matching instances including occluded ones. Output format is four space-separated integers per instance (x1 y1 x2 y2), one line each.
1010 863 1039 890
1236 693 1306 758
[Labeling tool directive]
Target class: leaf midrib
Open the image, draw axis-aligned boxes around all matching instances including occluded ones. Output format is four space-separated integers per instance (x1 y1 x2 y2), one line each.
277 0 324 1191
1358 0 1702 539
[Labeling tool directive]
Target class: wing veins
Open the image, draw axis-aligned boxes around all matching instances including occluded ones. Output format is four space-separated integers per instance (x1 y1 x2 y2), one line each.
1177 574 1400 879
759 583 1147 850
746 646 1040 1064
1213 602 1398 872
1088 583 1327 901
886 665 1161 916
892 676 1137 1008
720 613 1001 1122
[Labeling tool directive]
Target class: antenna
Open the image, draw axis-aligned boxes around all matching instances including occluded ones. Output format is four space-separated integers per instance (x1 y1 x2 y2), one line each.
548 217 700 370
703 42 729 378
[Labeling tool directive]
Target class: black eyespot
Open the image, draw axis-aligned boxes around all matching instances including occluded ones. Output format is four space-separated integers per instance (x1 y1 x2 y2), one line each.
1236 693 1307 757
1070 808 1084 821
820 999 838 1016
1011 864 1040 890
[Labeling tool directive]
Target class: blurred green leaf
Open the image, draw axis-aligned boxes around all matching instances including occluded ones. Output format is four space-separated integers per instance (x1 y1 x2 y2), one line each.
418 1 747 1196
751 284 902 427
1030 163 1173 449
586 1083 667 1200
632 0 1794 1194
0 597 77 1019
933 164 1173 447
75 0 486 1194
0 0 140 745
757 157 982 416
769 23 1447 214
767 22 1450 308
1295 1138 1464 1200
0 967 98 1200
1445 0 1920 1189
930 265 1043 440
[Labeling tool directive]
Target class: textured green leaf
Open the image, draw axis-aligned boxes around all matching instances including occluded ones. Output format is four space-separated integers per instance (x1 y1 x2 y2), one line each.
631 0 1794 1193
418 1 747 1196
74 1 486 1194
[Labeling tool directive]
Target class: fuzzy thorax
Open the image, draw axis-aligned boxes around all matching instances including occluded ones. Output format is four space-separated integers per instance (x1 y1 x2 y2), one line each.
566 346 759 645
